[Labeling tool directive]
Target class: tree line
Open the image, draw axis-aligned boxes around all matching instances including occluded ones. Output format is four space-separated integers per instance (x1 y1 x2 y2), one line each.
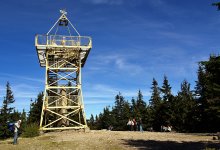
0 82 43 139
88 55 220 133
0 55 219 139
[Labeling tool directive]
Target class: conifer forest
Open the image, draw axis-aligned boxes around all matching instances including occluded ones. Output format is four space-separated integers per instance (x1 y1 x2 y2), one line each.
1 55 219 139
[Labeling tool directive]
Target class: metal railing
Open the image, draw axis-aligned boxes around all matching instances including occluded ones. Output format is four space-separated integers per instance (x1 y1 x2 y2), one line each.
35 35 92 47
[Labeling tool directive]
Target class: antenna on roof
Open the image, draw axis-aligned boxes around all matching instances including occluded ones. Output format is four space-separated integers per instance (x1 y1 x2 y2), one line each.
59 9 68 26
60 9 67 15
47 9 80 36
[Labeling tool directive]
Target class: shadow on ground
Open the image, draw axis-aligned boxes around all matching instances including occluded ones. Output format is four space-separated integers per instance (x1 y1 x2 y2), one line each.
122 139 220 150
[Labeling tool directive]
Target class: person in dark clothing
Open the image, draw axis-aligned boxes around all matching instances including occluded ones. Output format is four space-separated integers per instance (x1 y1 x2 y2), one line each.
133 118 137 131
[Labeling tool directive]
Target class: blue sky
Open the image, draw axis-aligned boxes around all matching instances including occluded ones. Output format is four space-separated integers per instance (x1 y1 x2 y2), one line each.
0 0 220 118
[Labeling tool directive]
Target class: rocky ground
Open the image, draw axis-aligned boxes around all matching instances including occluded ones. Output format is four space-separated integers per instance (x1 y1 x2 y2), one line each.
0 130 219 150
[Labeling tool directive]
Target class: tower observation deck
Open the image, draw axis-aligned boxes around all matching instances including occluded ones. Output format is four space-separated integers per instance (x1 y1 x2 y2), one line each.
35 10 92 130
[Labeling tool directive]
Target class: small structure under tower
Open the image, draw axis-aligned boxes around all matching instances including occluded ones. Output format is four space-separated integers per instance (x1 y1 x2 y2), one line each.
35 10 92 130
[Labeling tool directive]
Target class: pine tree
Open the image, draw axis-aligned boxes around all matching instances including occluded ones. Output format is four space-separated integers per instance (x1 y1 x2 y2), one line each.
0 82 15 139
160 75 172 101
136 90 146 114
213 2 220 10
95 114 102 130
28 92 43 124
194 64 207 131
112 93 128 130
21 109 27 123
113 93 125 118
160 76 174 127
131 97 137 118
149 78 161 108
149 78 162 131
88 114 95 129
135 90 147 129
198 55 220 132
123 100 131 122
173 80 196 132
96 113 103 130
101 106 115 130
10 109 21 122
20 109 27 132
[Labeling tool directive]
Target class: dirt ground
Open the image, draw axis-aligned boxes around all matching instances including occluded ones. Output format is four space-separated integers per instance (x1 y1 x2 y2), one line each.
0 130 219 150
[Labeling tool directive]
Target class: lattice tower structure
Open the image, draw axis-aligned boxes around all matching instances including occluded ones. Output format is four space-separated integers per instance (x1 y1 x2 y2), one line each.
35 10 92 130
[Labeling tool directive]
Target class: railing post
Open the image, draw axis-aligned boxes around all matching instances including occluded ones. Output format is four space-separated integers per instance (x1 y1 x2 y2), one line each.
46 35 49 46
35 35 38 46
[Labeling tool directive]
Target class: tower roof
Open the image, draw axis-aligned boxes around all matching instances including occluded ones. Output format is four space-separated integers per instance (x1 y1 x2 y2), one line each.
35 10 92 67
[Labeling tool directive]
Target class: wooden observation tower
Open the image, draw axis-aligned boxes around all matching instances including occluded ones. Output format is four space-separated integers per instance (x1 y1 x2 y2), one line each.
35 10 92 130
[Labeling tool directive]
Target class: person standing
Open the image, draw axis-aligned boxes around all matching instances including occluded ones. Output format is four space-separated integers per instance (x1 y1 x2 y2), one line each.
127 119 132 131
131 119 134 131
139 118 143 132
13 120 21 145
133 118 136 131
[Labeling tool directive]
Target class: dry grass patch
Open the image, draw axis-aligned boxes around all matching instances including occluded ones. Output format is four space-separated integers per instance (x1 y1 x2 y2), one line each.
0 131 219 150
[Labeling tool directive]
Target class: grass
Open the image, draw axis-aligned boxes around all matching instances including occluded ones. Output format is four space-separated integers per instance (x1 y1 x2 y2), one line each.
21 123 39 138
0 130 219 150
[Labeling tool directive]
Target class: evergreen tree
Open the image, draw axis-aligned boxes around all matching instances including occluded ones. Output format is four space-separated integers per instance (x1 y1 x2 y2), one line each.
113 93 125 118
0 82 15 139
10 109 21 122
136 90 146 115
149 78 161 108
94 114 102 130
173 80 196 132
194 64 207 131
135 90 147 129
195 65 207 100
213 2 220 10
123 100 131 121
21 109 27 123
160 76 174 127
196 55 220 132
160 75 172 101
20 109 27 132
131 97 137 118
149 78 162 131
120 100 131 130
100 106 115 130
95 113 103 130
28 92 43 124
112 93 128 130
88 114 95 129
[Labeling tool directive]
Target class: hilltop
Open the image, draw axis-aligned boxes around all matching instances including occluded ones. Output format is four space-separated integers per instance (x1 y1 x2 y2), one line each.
0 130 219 150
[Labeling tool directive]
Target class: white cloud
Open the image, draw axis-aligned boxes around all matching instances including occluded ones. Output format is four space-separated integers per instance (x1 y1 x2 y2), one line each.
0 73 44 83
89 53 143 76
84 83 151 100
115 57 142 75
12 84 40 99
0 84 40 98
0 83 40 112
83 83 151 112
84 84 118 98
0 73 43 99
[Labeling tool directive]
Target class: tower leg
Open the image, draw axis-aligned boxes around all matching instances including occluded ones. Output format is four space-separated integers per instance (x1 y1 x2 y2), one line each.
39 50 87 131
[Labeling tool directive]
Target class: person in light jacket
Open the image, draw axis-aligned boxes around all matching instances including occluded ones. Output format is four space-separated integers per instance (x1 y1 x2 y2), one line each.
13 120 21 145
